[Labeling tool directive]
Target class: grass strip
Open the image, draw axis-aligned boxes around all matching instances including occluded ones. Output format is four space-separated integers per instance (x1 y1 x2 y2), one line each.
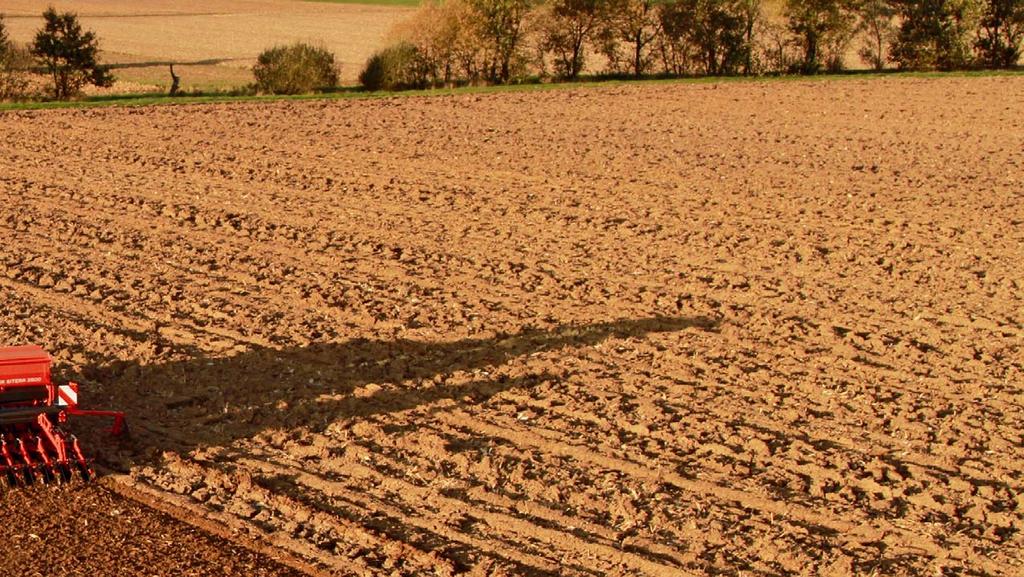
2 68 1021 112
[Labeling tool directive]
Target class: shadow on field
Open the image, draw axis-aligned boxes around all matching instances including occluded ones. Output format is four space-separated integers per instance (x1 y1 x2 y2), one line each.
75 315 718 466
105 57 248 70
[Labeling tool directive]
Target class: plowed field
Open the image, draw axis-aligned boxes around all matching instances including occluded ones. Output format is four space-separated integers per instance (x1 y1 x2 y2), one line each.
1 76 1022 576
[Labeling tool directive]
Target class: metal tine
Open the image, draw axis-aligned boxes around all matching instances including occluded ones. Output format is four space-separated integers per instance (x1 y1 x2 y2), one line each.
20 464 34 486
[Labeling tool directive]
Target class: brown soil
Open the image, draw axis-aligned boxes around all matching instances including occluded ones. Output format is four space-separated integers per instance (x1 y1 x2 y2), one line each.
1 76 1022 576
0 483 307 576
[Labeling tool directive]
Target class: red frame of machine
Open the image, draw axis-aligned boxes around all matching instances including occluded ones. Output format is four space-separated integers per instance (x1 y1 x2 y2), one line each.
0 345 125 484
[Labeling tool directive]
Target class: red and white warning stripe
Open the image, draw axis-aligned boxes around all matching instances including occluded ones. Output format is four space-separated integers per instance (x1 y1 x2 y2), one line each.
57 384 78 407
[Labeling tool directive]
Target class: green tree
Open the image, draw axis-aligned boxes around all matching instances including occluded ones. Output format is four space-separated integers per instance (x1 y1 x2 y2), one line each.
538 0 608 78
602 0 661 76
857 0 897 69
660 0 751 76
975 0 1024 66
786 0 858 73
468 0 536 83
738 0 762 74
31 7 113 99
890 0 980 69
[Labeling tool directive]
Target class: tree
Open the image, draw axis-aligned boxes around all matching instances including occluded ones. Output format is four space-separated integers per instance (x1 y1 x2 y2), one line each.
392 0 486 86
660 0 751 76
656 2 698 73
31 7 112 99
786 0 858 73
975 0 1024 66
890 0 981 69
756 18 801 73
738 0 762 74
857 0 897 69
538 0 608 78
1 14 32 101
468 0 536 83
602 0 661 76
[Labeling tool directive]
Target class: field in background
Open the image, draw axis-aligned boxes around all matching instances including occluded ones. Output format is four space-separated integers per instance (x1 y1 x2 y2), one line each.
3 0 414 90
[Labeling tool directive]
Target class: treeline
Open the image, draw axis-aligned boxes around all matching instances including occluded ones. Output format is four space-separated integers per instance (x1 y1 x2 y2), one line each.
3 1 1022 101
361 0 1024 90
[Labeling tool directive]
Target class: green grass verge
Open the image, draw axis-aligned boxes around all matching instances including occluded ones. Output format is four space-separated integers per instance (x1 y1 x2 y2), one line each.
2 68 1021 112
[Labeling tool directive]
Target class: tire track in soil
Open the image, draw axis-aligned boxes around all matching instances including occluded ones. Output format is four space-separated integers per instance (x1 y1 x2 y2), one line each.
434 409 856 531
431 409 1015 575
237 454 691 576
